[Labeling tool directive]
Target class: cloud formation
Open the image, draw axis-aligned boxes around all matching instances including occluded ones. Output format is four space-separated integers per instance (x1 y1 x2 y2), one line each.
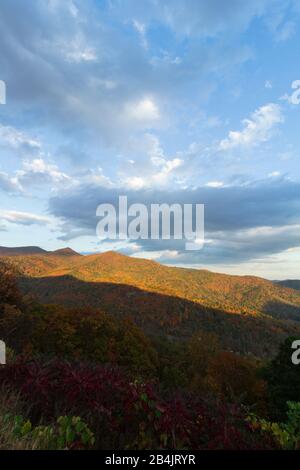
0 0 300 277
219 103 284 150
0 210 51 226
48 176 300 263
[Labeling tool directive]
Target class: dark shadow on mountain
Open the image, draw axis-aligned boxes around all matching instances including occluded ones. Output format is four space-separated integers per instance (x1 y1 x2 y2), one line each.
18 274 300 359
262 299 300 322
275 280 300 291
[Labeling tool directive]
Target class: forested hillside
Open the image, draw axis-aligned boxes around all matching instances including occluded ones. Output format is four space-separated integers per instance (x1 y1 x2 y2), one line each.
1 254 300 450
2 248 300 358
4 249 300 319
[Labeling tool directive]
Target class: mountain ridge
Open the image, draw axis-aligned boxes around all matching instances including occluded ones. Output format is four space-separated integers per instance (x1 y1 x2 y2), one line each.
276 280 300 291
0 245 80 257
1 245 300 358
0 246 48 256
1 246 300 321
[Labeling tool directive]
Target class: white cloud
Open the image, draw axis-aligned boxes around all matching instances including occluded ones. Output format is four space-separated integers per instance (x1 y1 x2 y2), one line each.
206 181 224 188
58 34 97 63
0 125 41 152
152 158 183 185
122 155 183 189
219 103 284 150
125 98 160 122
0 172 22 193
132 20 148 49
124 176 146 190
17 158 72 188
77 167 114 187
133 250 180 261
0 210 51 226
120 133 183 189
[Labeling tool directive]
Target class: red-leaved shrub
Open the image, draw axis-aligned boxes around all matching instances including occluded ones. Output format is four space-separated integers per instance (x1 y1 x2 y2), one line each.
0 359 277 450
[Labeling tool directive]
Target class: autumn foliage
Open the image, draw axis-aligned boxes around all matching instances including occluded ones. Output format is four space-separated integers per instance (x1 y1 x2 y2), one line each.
0 256 300 450
0 358 277 450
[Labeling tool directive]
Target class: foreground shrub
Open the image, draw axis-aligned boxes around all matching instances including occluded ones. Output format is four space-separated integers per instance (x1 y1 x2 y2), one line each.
0 359 277 450
0 390 33 450
249 401 300 450
0 388 94 450
12 415 95 450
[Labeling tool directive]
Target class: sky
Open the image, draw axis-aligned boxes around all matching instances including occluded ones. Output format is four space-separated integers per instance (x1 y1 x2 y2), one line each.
0 0 300 279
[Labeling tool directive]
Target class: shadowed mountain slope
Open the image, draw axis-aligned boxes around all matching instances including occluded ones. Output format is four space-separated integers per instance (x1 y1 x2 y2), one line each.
276 280 300 291
19 274 300 358
2 247 300 358
2 248 300 321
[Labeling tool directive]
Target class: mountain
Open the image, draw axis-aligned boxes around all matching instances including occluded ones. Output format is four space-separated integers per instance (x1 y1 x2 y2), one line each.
0 246 80 257
276 280 300 291
52 247 81 257
0 246 81 276
2 247 300 358
3 247 300 321
0 246 48 256
14 249 300 320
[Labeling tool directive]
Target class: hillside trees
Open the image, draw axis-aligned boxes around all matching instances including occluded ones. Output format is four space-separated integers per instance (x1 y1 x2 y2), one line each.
22 304 159 377
262 336 300 420
187 329 220 393
206 351 267 411
0 260 33 353
185 330 267 412
0 260 23 310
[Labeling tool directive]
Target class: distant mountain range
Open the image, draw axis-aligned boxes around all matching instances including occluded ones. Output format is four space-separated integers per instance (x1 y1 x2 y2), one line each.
1 246 300 358
275 280 300 291
0 246 80 257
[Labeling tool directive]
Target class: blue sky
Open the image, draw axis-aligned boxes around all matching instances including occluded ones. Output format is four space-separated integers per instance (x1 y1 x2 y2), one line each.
0 0 300 279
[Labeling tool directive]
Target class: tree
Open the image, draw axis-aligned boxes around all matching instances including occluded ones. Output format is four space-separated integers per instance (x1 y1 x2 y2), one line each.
0 260 22 309
262 337 300 420
0 260 30 352
206 351 266 412
187 329 220 393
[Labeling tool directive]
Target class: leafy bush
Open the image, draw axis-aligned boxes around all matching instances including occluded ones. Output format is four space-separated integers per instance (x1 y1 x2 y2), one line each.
249 401 300 450
0 387 94 450
11 415 95 450
0 358 277 450
0 390 33 450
